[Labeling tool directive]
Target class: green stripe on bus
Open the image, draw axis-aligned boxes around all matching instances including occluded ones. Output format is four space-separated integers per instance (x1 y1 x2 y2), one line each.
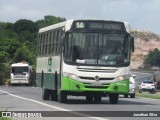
61 77 129 93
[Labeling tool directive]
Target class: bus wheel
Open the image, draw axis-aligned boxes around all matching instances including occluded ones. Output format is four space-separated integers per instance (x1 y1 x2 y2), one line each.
41 71 44 88
109 93 118 104
51 90 58 101
130 93 135 98
58 91 67 103
86 96 93 103
124 94 128 98
94 96 102 102
42 86 50 100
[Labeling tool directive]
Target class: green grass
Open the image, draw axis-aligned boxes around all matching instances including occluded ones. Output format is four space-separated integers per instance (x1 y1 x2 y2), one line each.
136 92 160 99
0 118 12 120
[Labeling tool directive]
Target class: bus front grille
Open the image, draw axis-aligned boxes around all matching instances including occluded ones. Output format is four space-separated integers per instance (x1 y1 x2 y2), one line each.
85 86 108 89
79 76 114 81
77 67 117 73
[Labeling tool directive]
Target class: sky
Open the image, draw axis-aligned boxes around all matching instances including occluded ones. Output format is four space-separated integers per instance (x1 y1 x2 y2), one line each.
0 0 160 34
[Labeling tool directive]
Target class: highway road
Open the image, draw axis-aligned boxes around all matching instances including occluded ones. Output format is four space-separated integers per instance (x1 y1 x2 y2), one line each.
0 72 160 120
133 72 153 86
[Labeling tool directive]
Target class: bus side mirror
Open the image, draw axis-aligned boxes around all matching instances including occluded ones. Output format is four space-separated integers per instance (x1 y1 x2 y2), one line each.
132 74 136 78
131 36 134 52
60 36 65 47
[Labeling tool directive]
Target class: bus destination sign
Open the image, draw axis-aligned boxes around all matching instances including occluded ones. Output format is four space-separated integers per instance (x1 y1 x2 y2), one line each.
89 23 123 30
73 21 124 31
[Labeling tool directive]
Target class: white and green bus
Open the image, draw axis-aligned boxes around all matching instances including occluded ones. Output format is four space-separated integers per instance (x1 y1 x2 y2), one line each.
36 19 134 104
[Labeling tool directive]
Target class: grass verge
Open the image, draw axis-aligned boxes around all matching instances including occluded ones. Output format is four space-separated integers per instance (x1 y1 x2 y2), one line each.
0 118 12 120
136 92 160 99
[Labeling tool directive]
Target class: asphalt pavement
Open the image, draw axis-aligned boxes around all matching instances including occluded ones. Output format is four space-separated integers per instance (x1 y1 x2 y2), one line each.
0 72 160 120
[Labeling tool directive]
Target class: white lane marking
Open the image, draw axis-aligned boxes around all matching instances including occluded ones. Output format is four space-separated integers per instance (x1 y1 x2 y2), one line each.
145 105 160 109
137 97 160 101
0 90 109 120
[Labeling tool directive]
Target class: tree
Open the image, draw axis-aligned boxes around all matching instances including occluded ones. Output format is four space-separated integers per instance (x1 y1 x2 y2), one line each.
0 37 20 60
5 22 14 30
35 15 66 29
44 15 66 26
14 19 35 34
14 42 36 66
0 15 67 84
0 51 8 64
18 31 35 43
144 48 160 67
0 51 9 85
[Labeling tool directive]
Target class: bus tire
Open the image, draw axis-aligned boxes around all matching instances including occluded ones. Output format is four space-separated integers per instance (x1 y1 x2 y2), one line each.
41 71 44 88
94 96 101 102
51 90 58 101
58 91 67 103
124 94 128 98
55 72 58 90
42 86 50 100
130 93 135 98
109 93 118 104
86 96 93 103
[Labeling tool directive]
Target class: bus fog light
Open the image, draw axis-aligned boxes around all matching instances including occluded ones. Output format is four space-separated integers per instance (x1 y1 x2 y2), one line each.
114 86 118 90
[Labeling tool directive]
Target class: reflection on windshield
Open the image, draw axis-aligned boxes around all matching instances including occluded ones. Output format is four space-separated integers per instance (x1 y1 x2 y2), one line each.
11 67 29 74
64 32 130 66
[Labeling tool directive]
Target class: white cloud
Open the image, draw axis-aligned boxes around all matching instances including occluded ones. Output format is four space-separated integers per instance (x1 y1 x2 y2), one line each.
0 0 160 34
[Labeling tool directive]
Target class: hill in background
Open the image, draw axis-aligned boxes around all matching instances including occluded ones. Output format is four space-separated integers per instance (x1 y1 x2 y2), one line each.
131 30 160 69
1 16 160 74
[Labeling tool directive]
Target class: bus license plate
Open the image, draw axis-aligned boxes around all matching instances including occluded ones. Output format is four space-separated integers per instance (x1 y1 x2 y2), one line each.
91 82 102 86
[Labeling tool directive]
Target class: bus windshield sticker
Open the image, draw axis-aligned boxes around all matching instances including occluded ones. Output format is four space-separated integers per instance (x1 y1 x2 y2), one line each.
75 22 85 28
48 58 52 66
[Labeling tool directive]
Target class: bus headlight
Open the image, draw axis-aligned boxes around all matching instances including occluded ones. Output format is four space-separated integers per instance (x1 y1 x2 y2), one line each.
131 88 135 92
115 75 130 82
63 72 80 81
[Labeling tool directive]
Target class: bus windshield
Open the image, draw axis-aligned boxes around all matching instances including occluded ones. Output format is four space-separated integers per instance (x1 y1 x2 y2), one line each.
64 32 130 66
11 67 29 74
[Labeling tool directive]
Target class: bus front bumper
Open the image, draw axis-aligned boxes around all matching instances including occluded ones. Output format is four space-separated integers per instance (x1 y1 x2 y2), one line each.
61 77 129 94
